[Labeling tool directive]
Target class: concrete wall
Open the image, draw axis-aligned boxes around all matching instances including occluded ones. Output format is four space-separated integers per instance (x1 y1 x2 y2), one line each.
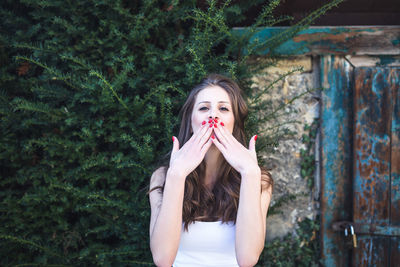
251 56 321 240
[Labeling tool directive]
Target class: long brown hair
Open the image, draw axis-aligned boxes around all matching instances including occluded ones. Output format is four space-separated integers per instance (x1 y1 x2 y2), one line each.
151 74 273 230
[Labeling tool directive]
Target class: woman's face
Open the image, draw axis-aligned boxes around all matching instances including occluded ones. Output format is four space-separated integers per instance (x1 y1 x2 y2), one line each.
191 85 235 135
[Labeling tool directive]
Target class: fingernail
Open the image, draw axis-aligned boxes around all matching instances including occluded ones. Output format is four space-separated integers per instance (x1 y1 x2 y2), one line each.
202 121 206 125
220 122 224 126
214 124 218 128
254 135 258 141
172 136 175 142
214 119 218 123
208 119 213 123
211 135 215 139
209 124 213 127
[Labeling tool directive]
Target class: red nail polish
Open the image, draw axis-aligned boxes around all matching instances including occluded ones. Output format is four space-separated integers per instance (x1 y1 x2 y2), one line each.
214 119 218 123
208 119 213 123
202 121 206 125
254 135 258 141
172 136 175 142
211 135 215 139
209 124 213 127
214 124 217 128
220 122 224 126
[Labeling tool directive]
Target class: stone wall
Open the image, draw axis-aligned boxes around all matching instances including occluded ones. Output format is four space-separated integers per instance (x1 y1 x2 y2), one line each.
251 56 321 240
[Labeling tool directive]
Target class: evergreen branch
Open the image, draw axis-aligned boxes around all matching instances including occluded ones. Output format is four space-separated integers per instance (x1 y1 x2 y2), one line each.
186 47 206 77
0 89 9 102
97 250 149 257
49 182 110 203
14 56 78 90
13 98 64 119
60 54 91 69
89 70 130 112
15 264 71 267
0 235 62 258
253 0 281 29
239 0 343 60
221 0 233 10
257 15 294 28
253 0 343 55
12 42 57 53
118 261 154 265
49 182 130 212
232 0 286 62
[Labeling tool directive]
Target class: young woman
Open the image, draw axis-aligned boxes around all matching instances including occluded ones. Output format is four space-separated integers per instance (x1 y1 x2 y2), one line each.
149 74 273 267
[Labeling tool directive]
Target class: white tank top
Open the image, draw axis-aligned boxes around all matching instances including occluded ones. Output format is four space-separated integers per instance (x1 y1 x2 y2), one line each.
173 221 239 267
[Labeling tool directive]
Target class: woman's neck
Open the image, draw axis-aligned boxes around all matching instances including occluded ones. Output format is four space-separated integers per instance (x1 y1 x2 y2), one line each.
203 145 223 189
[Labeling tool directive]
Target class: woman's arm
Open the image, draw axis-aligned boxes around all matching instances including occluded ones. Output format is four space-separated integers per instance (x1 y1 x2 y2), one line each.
235 170 272 267
211 125 272 267
149 123 213 266
149 167 186 267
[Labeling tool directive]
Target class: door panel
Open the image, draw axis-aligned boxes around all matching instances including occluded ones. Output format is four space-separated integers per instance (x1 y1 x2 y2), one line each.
321 56 400 266
353 67 399 266
353 67 392 226
391 68 400 224
390 68 400 267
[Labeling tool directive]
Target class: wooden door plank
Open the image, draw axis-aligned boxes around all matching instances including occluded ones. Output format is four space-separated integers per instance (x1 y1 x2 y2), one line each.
391 237 400 267
233 26 400 56
390 69 400 225
353 236 390 266
320 56 354 267
353 67 392 223
353 67 393 266
390 69 400 267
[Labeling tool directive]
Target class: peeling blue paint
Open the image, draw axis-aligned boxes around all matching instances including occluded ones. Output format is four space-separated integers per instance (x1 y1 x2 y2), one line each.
320 56 353 266
232 26 400 56
377 56 399 66
392 39 400 46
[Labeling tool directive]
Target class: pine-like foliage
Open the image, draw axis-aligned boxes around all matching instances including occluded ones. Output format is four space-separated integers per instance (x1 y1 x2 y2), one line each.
0 0 341 265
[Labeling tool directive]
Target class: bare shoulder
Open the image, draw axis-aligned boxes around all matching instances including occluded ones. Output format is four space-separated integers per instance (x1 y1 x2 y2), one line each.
150 166 167 192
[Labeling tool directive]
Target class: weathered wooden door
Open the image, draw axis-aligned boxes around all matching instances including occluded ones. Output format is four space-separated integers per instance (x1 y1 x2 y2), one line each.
352 65 400 266
320 56 400 266
239 25 400 266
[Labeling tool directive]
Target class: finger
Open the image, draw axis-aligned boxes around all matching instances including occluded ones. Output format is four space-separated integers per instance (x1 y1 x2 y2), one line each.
200 137 213 155
193 121 210 143
199 125 213 147
213 123 230 146
213 127 227 148
249 134 257 152
171 136 179 154
211 134 226 154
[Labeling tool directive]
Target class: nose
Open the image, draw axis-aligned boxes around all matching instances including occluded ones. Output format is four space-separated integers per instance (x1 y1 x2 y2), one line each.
208 107 219 120
208 113 219 120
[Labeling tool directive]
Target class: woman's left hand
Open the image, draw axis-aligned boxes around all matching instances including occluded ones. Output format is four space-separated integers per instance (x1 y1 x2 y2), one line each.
211 122 260 176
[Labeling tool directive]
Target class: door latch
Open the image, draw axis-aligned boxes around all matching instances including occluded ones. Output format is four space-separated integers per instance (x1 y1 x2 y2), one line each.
332 221 357 248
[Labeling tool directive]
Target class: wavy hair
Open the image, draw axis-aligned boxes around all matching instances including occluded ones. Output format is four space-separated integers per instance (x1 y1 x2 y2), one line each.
151 74 273 231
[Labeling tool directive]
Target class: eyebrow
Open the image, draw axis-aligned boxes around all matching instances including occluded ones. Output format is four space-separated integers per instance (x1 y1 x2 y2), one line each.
197 101 231 105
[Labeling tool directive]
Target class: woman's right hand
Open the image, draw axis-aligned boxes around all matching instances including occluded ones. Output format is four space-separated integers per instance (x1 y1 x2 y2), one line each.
169 121 213 178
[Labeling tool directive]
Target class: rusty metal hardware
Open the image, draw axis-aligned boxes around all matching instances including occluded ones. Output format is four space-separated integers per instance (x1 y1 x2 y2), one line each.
333 221 400 237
